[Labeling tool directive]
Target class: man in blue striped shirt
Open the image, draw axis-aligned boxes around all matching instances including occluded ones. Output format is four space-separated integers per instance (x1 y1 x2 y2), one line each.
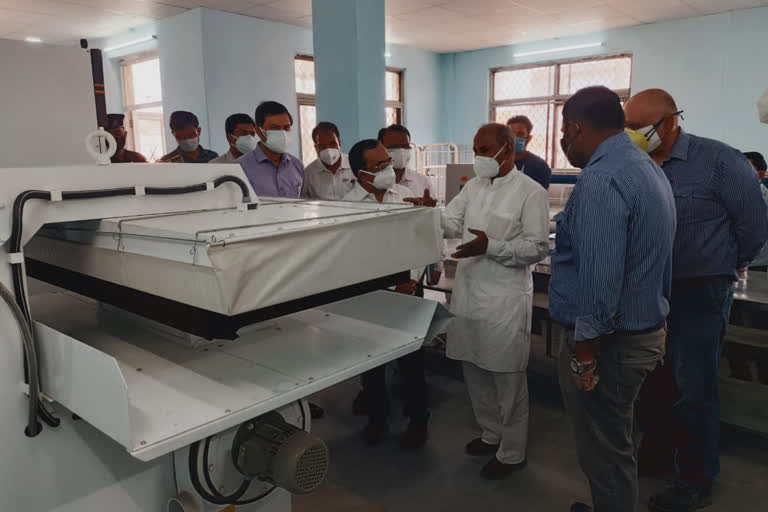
550 86 677 512
625 89 768 512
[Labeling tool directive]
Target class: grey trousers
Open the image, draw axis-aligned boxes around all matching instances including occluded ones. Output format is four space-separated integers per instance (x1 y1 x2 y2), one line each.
559 328 665 512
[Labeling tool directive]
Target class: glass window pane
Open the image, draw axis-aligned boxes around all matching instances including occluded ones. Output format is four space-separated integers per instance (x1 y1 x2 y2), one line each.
386 71 401 102
493 65 555 101
129 58 162 105
385 106 400 126
133 112 165 163
295 58 316 95
299 104 317 166
494 103 552 164
558 56 632 95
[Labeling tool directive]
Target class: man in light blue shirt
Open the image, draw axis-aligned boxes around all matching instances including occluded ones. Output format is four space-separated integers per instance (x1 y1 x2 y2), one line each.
550 86 676 512
238 101 305 198
625 89 768 512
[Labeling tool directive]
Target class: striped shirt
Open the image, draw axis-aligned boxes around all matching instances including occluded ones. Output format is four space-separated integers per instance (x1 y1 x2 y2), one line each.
549 133 676 342
661 131 768 279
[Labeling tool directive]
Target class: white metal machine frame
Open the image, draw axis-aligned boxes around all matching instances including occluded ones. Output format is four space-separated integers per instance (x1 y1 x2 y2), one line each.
0 163 445 512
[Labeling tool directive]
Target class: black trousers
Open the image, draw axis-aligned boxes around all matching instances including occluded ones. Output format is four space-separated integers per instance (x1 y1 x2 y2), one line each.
361 348 428 426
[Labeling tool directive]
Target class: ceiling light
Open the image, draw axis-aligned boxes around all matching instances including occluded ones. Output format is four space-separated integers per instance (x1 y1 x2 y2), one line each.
25 37 42 43
103 35 156 53
514 41 603 58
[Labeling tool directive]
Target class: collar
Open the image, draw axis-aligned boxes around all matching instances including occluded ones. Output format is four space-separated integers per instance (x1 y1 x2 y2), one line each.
350 181 397 201
253 143 288 164
585 132 631 168
666 129 690 163
320 154 350 174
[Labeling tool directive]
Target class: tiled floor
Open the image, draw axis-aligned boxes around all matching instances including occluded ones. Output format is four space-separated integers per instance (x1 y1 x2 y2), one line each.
301 370 768 512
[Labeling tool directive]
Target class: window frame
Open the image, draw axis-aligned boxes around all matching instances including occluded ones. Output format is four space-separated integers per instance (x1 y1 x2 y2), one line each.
386 67 405 126
119 51 165 158
294 56 407 163
490 53 633 168
295 55 317 165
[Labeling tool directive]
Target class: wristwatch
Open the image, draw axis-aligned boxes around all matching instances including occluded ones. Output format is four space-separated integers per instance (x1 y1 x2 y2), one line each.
569 357 597 375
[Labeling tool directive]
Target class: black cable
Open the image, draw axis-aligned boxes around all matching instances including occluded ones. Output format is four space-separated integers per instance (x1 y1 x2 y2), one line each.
8 175 252 436
202 436 251 500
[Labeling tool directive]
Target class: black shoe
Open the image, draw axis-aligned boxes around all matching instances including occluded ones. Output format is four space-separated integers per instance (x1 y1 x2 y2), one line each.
400 422 428 451
309 402 324 419
480 456 527 480
570 503 592 512
352 390 368 416
363 422 388 446
465 438 500 456
649 484 713 512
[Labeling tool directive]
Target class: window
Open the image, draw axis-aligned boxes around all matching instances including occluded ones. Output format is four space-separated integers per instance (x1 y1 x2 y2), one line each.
491 55 632 169
385 69 404 126
294 56 405 165
121 53 165 162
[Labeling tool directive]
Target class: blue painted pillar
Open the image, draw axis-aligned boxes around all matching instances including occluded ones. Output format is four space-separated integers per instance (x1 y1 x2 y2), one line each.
312 0 386 152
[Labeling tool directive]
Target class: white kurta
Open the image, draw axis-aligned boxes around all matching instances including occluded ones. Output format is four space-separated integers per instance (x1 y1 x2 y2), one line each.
442 169 550 373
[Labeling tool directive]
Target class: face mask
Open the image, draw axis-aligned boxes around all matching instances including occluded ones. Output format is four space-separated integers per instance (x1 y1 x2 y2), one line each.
360 166 396 190
388 148 412 169
260 128 289 154
319 148 341 166
514 137 528 154
473 144 507 179
560 121 582 168
235 134 257 155
178 137 199 153
625 125 662 153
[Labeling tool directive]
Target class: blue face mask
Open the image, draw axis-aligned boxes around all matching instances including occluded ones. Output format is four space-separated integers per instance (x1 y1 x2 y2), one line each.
514 137 528 154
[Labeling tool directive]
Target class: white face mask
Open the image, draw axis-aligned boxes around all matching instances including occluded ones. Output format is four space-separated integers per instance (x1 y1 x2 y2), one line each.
235 134 257 155
319 148 341 166
178 137 199 153
260 128 290 154
360 166 396 191
388 148 411 170
625 125 663 153
473 144 507 179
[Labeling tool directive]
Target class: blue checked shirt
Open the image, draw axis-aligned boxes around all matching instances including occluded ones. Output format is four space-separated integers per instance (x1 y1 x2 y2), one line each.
661 131 768 279
549 133 677 342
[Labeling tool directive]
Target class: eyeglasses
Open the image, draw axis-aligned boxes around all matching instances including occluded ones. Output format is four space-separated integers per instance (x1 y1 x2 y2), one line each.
366 158 393 173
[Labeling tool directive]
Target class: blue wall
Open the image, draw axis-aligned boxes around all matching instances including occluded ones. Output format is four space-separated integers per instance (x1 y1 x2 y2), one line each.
439 7 768 156
101 8 442 156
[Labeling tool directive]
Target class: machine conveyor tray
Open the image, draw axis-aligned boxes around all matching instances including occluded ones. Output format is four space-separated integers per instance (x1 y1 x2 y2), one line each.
32 290 448 461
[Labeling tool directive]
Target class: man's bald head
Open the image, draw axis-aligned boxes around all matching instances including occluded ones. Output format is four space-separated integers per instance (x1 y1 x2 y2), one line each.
624 88 683 162
478 123 515 148
624 89 678 129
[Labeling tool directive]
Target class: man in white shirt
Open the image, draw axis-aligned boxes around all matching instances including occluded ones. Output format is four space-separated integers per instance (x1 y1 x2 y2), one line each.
378 124 433 197
411 123 550 480
303 122 356 200
209 113 257 164
344 138 430 450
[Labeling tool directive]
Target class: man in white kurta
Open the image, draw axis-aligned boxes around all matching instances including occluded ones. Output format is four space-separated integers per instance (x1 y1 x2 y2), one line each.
441 123 549 479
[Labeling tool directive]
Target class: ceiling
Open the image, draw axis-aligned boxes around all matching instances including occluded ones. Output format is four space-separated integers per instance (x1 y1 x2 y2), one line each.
1 0 767 52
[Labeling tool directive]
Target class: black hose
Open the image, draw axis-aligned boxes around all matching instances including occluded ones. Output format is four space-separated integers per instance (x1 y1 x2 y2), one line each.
7 175 252 436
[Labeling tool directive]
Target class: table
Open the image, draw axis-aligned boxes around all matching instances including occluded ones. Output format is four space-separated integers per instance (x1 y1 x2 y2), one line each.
734 271 768 305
